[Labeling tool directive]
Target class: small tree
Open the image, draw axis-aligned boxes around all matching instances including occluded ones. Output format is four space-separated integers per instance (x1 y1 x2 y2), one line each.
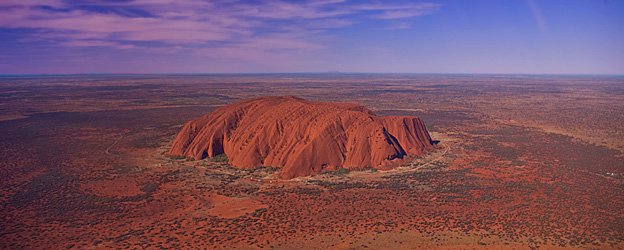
210 154 229 162
335 167 349 175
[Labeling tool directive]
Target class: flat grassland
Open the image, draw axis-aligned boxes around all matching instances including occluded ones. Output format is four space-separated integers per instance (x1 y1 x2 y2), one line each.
0 74 622 249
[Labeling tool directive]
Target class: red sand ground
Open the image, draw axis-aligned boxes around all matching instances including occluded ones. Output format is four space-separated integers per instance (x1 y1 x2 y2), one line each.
1 75 622 249
80 177 144 197
207 193 268 219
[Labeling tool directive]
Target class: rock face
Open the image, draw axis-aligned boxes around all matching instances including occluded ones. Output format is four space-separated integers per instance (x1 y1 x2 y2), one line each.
169 96 434 179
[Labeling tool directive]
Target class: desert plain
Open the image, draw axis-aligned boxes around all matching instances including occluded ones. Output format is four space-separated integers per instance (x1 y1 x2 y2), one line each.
0 73 623 249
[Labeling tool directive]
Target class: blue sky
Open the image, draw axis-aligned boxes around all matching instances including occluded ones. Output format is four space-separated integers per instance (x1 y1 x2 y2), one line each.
0 0 622 74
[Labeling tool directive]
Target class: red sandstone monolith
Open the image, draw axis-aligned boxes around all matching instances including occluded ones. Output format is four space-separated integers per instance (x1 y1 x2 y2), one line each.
169 96 434 179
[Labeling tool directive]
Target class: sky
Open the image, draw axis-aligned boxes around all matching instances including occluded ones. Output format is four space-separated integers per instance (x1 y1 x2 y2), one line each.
0 0 622 74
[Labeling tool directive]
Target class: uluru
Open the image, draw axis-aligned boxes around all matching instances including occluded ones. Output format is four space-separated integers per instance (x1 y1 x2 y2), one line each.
169 96 434 179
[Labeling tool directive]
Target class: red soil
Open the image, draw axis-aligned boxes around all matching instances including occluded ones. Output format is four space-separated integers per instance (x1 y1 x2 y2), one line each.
169 96 434 178
80 177 143 198
207 193 267 219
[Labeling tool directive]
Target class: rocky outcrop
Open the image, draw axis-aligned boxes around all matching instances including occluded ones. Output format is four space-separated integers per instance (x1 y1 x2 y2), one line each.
169 96 434 179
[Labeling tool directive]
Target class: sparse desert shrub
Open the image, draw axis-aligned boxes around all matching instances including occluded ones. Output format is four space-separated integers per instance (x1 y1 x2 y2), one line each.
322 167 351 175
255 165 277 171
335 167 350 175
168 155 186 160
209 154 229 162
141 182 159 193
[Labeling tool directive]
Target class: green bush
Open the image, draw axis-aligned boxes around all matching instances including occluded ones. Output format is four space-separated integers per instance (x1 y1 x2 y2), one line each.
169 155 186 160
209 154 229 162
335 167 350 175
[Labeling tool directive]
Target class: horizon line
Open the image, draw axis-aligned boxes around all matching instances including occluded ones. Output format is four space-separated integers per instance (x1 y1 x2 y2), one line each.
1 72 623 77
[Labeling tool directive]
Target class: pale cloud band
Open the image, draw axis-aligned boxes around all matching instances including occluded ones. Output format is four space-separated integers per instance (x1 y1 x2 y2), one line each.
0 0 441 61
